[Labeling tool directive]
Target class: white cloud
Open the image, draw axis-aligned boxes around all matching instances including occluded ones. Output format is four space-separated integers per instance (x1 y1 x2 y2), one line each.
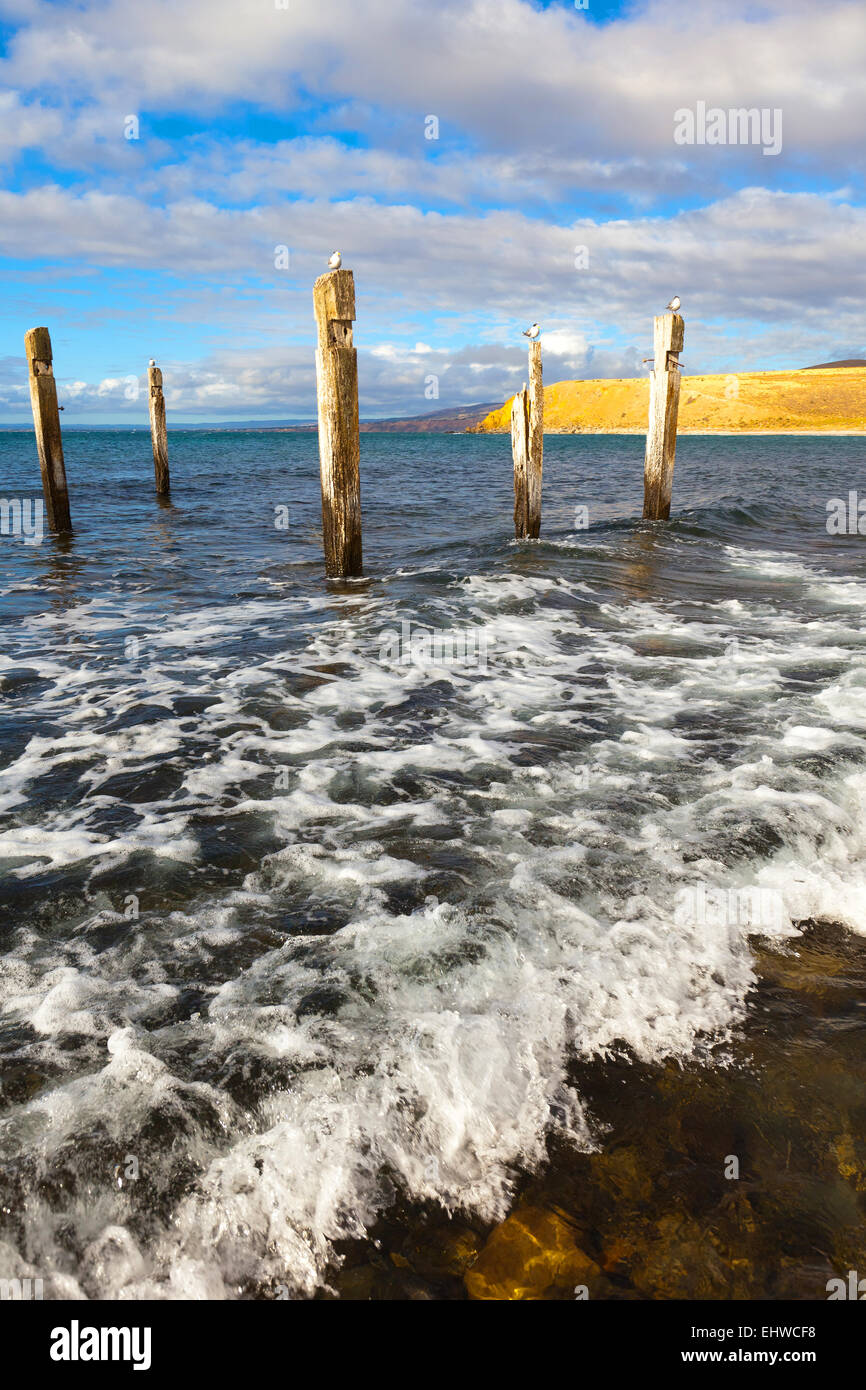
0 0 863 172
0 0 863 419
1 182 863 330
1 179 864 419
141 136 684 211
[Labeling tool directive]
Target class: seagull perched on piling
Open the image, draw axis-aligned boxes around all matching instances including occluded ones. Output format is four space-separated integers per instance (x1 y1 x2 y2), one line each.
522 322 540 339
328 251 342 270
665 296 681 313
149 358 155 366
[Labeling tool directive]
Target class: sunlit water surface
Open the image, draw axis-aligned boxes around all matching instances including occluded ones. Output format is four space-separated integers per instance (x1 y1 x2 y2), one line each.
1 429 865 1299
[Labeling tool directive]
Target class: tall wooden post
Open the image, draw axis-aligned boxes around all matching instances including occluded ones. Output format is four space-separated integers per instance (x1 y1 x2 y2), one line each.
312 268 362 577
148 362 170 494
512 384 529 537
513 339 543 538
643 312 684 520
24 326 71 532
527 338 543 537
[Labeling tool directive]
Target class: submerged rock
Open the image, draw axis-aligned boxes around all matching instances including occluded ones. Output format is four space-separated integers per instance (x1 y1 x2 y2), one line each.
630 1212 731 1300
401 1221 482 1281
465 1204 600 1301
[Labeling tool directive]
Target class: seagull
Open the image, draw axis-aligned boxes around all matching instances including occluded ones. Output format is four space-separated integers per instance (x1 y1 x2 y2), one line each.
149 358 155 366
665 296 681 313
522 322 540 339
328 251 342 270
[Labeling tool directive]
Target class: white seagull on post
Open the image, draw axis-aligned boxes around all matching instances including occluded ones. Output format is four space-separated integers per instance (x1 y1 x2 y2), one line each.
149 358 155 366
522 322 540 340
665 296 681 313
328 251 342 270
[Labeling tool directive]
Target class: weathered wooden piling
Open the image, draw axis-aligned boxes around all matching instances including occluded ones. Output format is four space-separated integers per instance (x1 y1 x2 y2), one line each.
511 384 529 536
148 362 170 494
643 312 684 520
312 267 362 576
24 326 71 532
513 339 543 538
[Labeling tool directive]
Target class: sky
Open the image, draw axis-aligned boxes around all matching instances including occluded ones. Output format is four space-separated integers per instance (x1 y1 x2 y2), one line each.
0 0 864 422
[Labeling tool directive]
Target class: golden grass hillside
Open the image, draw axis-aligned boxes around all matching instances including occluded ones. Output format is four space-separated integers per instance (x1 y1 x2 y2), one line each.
471 366 866 434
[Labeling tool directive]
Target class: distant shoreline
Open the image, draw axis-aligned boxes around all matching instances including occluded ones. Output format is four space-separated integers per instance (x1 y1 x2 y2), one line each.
473 427 866 437
472 365 866 437
2 425 865 437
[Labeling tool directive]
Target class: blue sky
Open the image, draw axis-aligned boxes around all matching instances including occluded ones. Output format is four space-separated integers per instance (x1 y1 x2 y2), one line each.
0 0 863 421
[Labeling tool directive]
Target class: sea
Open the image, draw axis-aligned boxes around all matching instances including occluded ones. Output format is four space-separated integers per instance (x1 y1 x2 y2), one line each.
1 427 865 1299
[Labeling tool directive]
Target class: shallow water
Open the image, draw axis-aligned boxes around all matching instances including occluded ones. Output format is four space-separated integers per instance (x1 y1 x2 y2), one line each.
1 428 865 1298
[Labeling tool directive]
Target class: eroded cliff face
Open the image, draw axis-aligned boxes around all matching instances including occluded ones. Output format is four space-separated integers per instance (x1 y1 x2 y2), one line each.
471 366 866 435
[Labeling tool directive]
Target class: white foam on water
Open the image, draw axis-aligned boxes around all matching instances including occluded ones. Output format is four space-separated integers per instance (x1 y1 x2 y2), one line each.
3 541 866 1296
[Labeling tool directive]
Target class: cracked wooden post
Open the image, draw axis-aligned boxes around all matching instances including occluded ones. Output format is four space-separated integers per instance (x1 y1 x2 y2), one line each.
527 338 543 537
512 383 529 537
643 312 684 520
513 338 543 538
312 267 362 576
24 326 71 532
148 362 170 495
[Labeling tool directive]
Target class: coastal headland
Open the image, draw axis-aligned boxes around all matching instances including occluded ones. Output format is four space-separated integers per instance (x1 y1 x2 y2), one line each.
469 364 866 435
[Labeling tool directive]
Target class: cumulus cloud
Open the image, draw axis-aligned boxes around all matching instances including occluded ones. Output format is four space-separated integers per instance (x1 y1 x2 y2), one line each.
0 0 863 173
0 333 641 421
1 181 864 420
1 181 863 320
142 136 687 212
0 0 863 420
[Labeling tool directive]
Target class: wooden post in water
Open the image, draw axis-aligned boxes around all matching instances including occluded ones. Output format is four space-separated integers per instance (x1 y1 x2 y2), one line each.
513 338 543 538
643 312 684 520
148 361 170 494
24 326 71 532
527 338 543 537
511 383 529 537
312 267 362 576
